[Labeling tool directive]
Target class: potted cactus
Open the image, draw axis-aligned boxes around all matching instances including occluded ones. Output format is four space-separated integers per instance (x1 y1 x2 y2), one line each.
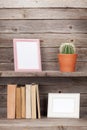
58 43 77 72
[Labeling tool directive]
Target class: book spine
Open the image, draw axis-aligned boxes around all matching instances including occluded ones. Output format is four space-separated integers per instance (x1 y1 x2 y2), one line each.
36 84 41 119
15 87 21 119
7 84 16 119
21 86 26 118
26 85 31 118
31 84 36 119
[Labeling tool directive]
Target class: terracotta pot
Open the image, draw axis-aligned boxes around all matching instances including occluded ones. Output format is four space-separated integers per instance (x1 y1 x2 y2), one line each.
58 54 77 72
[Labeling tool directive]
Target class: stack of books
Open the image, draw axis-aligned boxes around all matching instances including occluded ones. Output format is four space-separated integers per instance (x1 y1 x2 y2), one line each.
7 84 41 119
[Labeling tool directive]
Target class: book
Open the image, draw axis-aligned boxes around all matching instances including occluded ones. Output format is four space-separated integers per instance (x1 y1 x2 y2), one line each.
7 84 16 119
26 84 31 118
36 84 41 119
15 87 21 119
31 84 37 119
21 86 26 118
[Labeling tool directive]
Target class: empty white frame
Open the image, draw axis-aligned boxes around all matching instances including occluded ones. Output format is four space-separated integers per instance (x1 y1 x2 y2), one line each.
13 39 42 72
47 93 80 118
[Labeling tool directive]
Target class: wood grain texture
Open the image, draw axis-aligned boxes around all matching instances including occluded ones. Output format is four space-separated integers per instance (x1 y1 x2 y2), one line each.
0 63 14 71
0 20 87 34
0 126 87 130
0 61 87 71
0 93 87 107
0 86 6 94
0 0 87 8
0 0 87 122
0 118 87 126
0 71 87 77
0 9 87 20
0 34 87 48
0 94 7 107
0 76 86 86
0 47 87 63
0 108 6 118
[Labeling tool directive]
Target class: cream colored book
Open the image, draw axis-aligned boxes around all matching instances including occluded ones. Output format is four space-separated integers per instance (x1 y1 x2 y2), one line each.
7 84 17 119
21 86 26 118
31 84 36 119
26 84 31 118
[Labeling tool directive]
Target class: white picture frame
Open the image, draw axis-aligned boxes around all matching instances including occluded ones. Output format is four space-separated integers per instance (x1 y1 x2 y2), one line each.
47 93 80 118
13 39 42 72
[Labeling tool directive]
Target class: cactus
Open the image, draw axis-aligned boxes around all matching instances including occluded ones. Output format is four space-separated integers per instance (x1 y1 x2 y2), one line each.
59 43 76 54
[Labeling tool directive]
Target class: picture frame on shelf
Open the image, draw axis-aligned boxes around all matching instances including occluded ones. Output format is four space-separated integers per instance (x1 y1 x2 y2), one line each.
47 93 80 118
13 39 42 72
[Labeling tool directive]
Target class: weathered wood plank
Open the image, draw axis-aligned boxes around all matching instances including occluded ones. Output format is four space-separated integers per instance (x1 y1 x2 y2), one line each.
42 61 87 71
0 34 87 48
0 47 86 64
64 127 87 130
0 108 6 118
0 20 87 33
0 9 87 20
0 63 14 71
41 48 87 61
0 86 6 94
39 78 87 94
0 118 87 126
0 48 13 63
0 0 87 8
0 71 87 78
0 126 86 130
0 107 87 119
80 107 87 118
24 126 87 130
0 77 86 93
0 126 85 130
0 61 86 71
0 93 86 107
0 77 86 91
0 127 28 130
40 85 87 94
0 94 7 107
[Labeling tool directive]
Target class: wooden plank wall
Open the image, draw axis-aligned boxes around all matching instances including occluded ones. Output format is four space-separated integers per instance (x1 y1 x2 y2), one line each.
0 0 87 118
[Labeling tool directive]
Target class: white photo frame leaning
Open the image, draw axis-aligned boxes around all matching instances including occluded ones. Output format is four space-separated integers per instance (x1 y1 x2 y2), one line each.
13 39 42 72
47 93 80 118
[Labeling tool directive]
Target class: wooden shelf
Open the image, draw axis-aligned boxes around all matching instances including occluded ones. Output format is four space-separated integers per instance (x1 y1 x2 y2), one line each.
0 118 87 130
0 71 87 77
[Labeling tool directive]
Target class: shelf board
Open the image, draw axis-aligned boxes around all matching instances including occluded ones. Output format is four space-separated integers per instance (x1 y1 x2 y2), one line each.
0 118 87 129
0 71 87 77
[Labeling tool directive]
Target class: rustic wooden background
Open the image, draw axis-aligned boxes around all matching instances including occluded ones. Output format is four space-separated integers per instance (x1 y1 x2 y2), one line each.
0 0 87 118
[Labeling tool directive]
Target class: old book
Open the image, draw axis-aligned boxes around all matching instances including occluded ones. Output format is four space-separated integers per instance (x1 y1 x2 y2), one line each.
36 84 41 119
21 86 26 118
31 84 36 119
7 84 16 119
15 87 21 119
26 84 31 118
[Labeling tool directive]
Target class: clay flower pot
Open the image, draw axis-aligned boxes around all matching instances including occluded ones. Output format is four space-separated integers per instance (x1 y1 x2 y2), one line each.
58 54 77 72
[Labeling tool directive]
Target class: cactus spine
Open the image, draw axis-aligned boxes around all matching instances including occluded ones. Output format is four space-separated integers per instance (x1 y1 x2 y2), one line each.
59 43 76 54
